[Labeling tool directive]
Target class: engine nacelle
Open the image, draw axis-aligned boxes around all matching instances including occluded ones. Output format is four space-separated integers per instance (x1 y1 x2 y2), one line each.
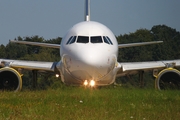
0 67 22 91
155 68 180 90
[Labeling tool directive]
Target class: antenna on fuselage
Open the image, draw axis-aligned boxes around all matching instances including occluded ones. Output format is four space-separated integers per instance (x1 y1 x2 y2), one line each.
85 0 90 21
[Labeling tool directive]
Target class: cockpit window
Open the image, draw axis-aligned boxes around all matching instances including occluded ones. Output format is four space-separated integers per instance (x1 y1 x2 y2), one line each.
66 36 73 44
103 36 113 45
103 36 110 44
77 36 89 43
91 36 103 43
67 36 113 45
69 36 76 44
106 36 113 45
66 36 76 45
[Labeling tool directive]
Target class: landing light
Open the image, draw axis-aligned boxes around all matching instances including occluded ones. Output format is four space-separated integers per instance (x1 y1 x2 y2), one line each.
55 74 59 78
90 80 95 87
84 80 88 86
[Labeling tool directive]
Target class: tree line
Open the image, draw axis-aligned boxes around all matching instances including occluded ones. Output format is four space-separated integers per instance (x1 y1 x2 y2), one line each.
0 25 180 89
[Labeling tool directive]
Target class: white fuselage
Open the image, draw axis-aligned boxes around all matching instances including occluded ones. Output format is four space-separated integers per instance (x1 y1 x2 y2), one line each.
58 21 119 86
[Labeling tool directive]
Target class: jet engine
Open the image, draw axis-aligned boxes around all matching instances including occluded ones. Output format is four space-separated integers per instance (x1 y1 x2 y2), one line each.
155 68 180 90
0 67 22 91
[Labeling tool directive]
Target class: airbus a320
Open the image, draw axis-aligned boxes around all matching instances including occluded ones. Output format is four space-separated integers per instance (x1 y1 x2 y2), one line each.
0 0 180 91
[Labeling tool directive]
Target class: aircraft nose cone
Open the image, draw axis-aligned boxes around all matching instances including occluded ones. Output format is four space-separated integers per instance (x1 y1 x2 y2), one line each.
80 48 116 70
62 46 117 82
84 54 98 66
80 49 104 66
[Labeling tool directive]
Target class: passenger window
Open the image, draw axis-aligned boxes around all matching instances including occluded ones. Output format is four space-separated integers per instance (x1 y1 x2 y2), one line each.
77 36 89 43
91 36 103 43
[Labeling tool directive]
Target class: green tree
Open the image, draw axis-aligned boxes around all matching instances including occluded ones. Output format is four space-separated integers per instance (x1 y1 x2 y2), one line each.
0 44 6 58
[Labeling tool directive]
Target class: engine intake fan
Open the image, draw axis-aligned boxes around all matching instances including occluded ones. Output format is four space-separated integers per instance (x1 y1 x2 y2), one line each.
0 67 22 91
155 68 180 90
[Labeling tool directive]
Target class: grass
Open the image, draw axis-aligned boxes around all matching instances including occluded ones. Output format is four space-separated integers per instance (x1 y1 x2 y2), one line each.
0 86 180 120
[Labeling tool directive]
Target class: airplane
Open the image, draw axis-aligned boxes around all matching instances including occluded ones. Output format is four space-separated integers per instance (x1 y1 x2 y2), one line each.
0 0 180 92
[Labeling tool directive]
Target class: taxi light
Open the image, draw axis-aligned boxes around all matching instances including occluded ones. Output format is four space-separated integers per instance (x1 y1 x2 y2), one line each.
55 74 59 78
84 80 88 86
90 80 95 87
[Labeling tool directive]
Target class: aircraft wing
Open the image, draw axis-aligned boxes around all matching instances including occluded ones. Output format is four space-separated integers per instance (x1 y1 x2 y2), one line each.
118 41 163 48
10 40 60 49
0 59 58 72
116 59 180 77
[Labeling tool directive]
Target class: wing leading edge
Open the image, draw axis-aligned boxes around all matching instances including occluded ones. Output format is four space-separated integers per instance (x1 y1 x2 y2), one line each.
10 40 60 49
0 59 58 72
10 40 162 49
116 59 180 77
118 41 163 48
